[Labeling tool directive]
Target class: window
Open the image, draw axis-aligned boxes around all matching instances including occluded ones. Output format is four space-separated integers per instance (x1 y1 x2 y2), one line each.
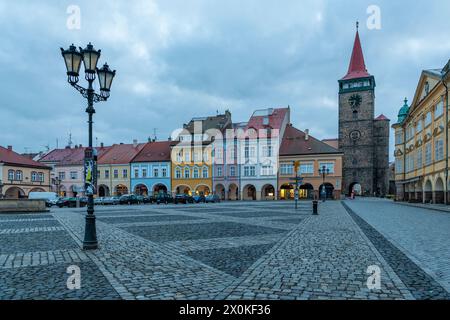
417 149 423 168
8 170 14 181
70 171 77 180
217 166 223 177
193 167 199 178
105 170 110 179
162 167 167 177
176 151 183 162
202 167 209 178
261 165 273 176
230 166 236 177
142 168 147 178
425 143 432 165
58 172 65 181
153 168 159 178
425 112 432 127
184 151 190 163
31 171 37 182
395 130 403 145
300 163 314 174
435 96 445 119
244 146 250 159
38 172 44 182
280 164 293 175
203 150 210 162
215 147 223 161
406 154 414 173
405 125 415 141
184 167 190 179
262 145 273 157
175 168 181 179
122 169 128 178
319 162 335 174
395 159 403 173
416 120 422 133
16 170 23 181
244 166 256 177
113 170 118 179
435 139 444 161
193 151 201 162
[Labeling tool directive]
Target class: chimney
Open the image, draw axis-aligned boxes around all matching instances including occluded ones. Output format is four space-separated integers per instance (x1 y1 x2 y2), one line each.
168 137 172 141
7 145 12 151
133 139 138 148
100 142 104 148
305 129 309 141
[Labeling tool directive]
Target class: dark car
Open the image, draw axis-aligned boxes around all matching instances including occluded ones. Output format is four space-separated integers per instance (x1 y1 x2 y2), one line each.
156 193 173 204
205 194 221 203
57 197 88 208
119 194 140 205
174 194 194 204
142 195 155 204
192 195 206 203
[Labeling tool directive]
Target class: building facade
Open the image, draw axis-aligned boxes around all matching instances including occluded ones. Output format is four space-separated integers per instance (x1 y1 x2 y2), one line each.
97 142 145 197
338 27 390 196
278 125 343 200
171 112 232 196
131 141 173 196
0 145 51 198
393 64 449 203
239 107 290 201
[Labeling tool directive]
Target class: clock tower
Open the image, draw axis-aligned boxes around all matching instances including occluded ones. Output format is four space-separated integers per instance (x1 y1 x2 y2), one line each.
338 24 389 196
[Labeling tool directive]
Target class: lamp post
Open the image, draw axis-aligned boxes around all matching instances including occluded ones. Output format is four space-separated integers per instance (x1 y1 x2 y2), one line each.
442 59 450 205
61 43 116 250
318 165 330 202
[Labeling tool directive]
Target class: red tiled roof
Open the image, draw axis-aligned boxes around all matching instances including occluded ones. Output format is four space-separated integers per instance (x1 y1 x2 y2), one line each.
375 114 390 121
321 139 339 149
98 143 146 165
40 146 112 166
341 30 370 80
132 141 173 163
0 146 50 169
280 125 341 156
243 108 288 138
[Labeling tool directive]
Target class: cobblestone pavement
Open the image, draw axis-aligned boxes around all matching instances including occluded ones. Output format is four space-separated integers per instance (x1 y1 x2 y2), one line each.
343 198 450 295
1 200 449 300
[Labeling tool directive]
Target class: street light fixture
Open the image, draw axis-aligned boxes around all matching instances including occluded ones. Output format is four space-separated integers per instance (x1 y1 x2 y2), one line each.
318 165 330 202
442 59 450 205
61 43 116 250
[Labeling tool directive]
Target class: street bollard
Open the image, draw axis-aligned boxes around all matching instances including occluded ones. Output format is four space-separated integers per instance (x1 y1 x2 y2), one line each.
312 200 318 215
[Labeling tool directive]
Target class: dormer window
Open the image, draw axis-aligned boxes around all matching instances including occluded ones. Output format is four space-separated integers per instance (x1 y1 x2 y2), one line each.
425 81 430 95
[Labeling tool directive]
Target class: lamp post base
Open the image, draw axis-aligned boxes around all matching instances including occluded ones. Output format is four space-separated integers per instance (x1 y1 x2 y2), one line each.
83 213 98 250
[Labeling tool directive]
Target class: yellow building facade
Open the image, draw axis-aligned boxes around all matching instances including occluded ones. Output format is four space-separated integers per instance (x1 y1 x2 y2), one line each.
171 144 213 196
393 64 450 203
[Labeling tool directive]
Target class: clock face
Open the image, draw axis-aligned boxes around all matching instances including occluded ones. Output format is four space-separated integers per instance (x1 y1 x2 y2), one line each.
349 94 362 109
350 130 361 141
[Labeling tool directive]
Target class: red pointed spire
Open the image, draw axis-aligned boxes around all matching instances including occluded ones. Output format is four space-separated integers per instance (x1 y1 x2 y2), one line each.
342 25 370 80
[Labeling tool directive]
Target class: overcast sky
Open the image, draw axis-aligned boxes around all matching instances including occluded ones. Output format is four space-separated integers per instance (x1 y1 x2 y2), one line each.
0 0 449 160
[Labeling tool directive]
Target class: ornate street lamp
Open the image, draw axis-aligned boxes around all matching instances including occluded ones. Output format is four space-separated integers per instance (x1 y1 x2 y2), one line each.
61 43 116 250
318 165 330 202
442 60 450 205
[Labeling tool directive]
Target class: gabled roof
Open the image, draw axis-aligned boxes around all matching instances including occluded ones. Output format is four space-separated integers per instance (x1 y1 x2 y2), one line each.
132 141 173 163
245 107 289 135
341 29 371 80
0 146 50 169
410 68 443 113
98 143 146 165
183 111 233 134
39 146 112 166
280 125 341 156
375 114 390 121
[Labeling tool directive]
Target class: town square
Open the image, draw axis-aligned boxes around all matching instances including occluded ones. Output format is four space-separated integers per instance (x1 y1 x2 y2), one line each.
0 0 450 305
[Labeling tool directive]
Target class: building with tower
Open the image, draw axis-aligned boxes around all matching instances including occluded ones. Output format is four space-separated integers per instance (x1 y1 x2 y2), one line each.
338 25 390 196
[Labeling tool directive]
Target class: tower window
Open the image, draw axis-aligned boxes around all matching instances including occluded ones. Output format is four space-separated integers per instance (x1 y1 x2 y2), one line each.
353 110 358 119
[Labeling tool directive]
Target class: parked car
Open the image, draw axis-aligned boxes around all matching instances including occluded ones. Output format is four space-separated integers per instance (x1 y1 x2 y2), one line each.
94 197 104 205
156 193 174 205
142 195 155 204
102 196 120 205
174 194 194 204
205 194 221 203
119 194 140 205
193 194 206 203
57 197 88 208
